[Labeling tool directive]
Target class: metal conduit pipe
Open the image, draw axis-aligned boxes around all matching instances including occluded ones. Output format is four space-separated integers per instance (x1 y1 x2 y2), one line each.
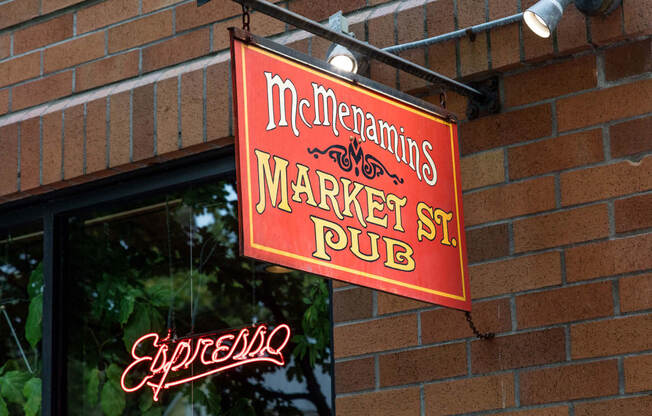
384 13 524 54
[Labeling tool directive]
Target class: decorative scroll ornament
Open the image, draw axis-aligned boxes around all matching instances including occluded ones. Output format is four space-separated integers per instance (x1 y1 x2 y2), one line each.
307 137 404 185
120 323 291 402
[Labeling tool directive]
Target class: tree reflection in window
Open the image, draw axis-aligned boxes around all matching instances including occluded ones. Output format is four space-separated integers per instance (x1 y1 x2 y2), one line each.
66 179 332 415
0 222 43 416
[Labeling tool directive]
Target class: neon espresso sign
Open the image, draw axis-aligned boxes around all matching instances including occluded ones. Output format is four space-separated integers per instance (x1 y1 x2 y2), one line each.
120 323 291 401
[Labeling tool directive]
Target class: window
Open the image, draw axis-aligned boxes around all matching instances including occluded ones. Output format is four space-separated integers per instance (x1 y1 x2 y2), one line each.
64 178 333 415
0 221 43 416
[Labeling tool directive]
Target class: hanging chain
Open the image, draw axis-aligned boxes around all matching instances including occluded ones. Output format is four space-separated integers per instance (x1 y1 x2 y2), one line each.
465 311 495 340
439 89 447 109
241 4 251 32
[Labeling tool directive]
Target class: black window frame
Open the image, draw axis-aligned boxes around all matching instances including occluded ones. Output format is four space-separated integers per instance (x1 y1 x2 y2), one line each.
0 145 336 416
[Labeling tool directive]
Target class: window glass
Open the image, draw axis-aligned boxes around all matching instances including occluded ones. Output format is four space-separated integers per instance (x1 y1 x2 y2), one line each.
66 178 333 415
0 221 43 416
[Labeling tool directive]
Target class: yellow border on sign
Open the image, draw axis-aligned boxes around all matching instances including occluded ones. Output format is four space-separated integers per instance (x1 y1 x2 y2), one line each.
239 41 467 302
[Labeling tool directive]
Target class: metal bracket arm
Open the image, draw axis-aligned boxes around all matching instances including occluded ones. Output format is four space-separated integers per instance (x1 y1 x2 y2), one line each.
228 0 486 101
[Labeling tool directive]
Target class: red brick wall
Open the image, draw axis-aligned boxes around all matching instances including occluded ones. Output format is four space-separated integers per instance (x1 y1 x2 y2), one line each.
0 0 650 414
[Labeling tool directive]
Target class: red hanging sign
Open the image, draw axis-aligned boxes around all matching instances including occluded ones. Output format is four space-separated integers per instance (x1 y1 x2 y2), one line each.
120 323 291 401
230 29 471 311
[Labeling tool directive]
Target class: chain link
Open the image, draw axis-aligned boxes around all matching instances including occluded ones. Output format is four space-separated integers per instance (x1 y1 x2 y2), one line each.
439 89 447 109
465 311 495 340
242 4 251 32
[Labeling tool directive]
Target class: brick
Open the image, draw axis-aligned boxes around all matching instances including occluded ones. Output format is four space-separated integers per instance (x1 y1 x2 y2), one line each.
494 408 569 416
368 11 395 49
520 360 618 405
0 34 9 59
12 71 73 111
108 10 173 53
425 373 515 416
490 24 521 70
335 357 374 394
460 149 505 190
336 387 420 416
466 223 509 263
44 32 105 74
590 5 624 45
132 85 155 162
63 105 84 179
427 40 457 79
620 273 652 312
142 28 210 73
248 9 285 39
508 129 603 179
624 354 652 393
610 116 652 158
426 0 455 36
180 70 203 147
334 314 417 358
0 124 19 195
0 0 39 31
398 48 427 92
615 193 652 233
460 32 489 77
380 343 466 387
555 6 588 54
42 112 63 185
605 39 652 82
369 60 397 89
42 0 84 14
143 0 177 13
461 104 552 154
504 55 597 108
425 91 467 118
175 0 240 32
289 0 366 23
561 157 652 206
156 77 179 154
109 91 131 167
567 234 652 281
513 204 610 252
422 298 511 343
470 252 561 299
14 13 73 55
0 52 41 86
576 396 652 416
397 3 424 44
557 78 652 132
489 0 518 20
471 328 566 373
333 287 373 322
571 315 652 358
0 89 8 115
20 118 40 191
77 0 139 34
623 0 652 35
516 282 613 329
457 0 486 28
76 51 140 92
463 176 556 226
522 4 554 62
376 292 428 315
85 99 107 174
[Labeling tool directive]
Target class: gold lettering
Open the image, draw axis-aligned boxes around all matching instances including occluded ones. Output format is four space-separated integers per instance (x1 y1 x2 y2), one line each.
255 150 291 214
386 193 407 232
416 201 436 242
382 237 415 271
310 216 347 261
291 163 317 207
316 170 344 220
340 178 367 227
365 186 387 228
348 227 380 262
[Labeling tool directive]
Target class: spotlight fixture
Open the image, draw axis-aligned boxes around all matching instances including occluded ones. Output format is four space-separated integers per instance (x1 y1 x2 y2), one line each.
325 11 359 73
524 0 622 38
327 44 358 73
